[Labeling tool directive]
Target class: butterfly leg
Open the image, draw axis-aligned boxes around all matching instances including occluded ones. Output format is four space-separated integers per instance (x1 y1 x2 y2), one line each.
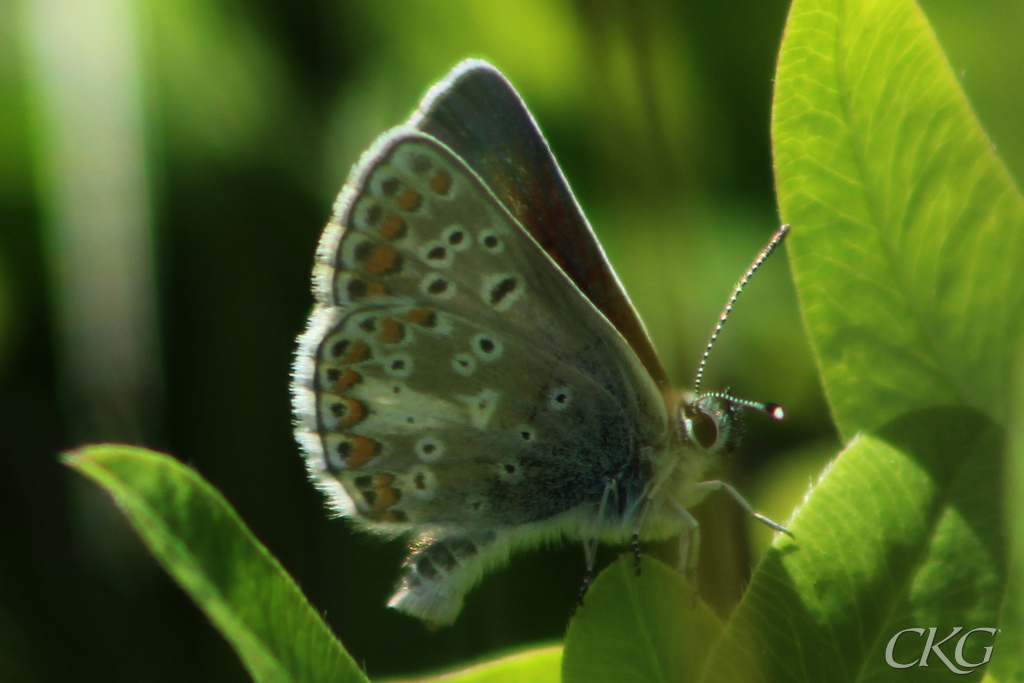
388 530 503 627
572 571 594 617
668 498 702 576
573 478 618 613
630 497 652 576
631 535 642 574
693 480 793 537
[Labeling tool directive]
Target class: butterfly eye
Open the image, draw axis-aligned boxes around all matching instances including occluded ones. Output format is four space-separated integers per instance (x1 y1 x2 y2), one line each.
686 406 719 450
680 395 737 453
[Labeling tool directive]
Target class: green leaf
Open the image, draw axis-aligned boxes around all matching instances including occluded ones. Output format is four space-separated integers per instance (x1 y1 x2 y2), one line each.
987 352 1024 681
385 645 562 683
768 0 1015 679
773 0 1024 440
562 557 723 683
63 444 366 683
701 407 1004 682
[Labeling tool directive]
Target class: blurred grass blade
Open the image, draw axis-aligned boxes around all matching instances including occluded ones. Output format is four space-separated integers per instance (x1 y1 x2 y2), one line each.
64 444 367 683
385 645 562 683
562 557 723 683
23 0 162 442
773 0 1024 440
700 407 1004 682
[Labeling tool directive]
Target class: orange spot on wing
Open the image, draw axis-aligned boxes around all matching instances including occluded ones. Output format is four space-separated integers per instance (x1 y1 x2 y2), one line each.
364 245 401 275
376 318 405 344
347 279 388 299
332 368 361 391
348 278 387 299
372 487 398 510
333 396 366 428
344 435 380 468
429 170 452 195
403 307 437 327
397 187 423 212
340 340 371 364
377 214 408 241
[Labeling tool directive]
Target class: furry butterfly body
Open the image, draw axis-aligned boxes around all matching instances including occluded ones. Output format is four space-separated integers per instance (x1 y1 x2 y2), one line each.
292 59 787 625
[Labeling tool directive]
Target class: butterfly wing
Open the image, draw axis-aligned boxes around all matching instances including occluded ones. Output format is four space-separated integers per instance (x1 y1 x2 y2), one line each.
292 132 670 622
411 60 672 394
295 132 667 526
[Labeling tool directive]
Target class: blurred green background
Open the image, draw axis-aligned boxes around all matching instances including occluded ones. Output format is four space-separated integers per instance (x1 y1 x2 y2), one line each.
1 0 1021 680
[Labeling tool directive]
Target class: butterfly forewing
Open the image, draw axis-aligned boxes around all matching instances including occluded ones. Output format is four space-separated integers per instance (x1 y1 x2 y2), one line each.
294 133 667 539
412 60 671 393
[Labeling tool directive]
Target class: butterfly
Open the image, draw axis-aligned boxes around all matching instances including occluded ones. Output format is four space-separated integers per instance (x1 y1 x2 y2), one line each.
291 59 790 626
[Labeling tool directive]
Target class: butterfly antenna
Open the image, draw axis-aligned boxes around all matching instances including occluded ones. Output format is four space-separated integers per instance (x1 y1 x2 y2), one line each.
692 224 790 397
701 391 786 421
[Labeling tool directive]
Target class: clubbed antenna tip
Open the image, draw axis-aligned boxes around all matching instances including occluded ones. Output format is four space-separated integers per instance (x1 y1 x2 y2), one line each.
700 391 785 421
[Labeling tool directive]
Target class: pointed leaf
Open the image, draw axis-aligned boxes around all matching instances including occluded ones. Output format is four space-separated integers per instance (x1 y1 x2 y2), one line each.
64 444 366 683
773 0 1024 439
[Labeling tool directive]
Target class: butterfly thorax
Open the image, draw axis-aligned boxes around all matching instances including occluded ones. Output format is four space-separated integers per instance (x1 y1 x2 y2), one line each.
626 391 740 541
